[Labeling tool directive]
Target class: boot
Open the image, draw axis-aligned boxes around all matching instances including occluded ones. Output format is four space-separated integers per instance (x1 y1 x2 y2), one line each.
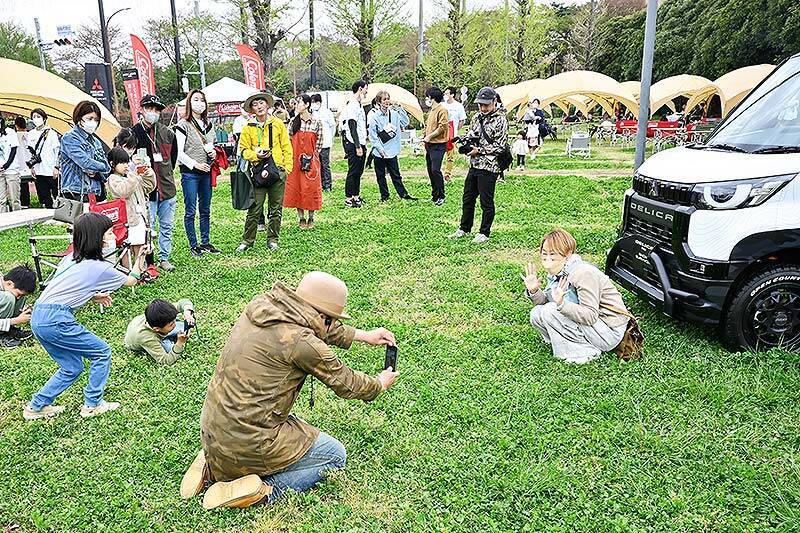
180 449 211 499
202 474 273 510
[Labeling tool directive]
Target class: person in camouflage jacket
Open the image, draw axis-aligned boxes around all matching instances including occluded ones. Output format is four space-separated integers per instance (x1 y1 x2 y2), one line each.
449 86 509 244
181 272 400 510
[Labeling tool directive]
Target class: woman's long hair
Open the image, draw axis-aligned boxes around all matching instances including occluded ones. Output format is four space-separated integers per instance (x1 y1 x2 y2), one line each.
290 93 312 135
184 89 208 122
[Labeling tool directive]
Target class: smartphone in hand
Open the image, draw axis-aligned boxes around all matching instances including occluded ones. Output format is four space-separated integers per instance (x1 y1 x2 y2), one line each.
384 345 398 371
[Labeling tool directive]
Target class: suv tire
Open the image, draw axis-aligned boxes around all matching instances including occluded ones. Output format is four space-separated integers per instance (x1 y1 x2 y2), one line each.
722 265 800 352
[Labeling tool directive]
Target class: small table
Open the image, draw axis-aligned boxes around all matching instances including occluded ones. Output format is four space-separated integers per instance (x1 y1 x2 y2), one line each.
0 209 54 232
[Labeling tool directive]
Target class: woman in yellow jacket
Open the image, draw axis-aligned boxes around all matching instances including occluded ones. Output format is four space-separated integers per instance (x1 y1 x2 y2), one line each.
236 92 293 252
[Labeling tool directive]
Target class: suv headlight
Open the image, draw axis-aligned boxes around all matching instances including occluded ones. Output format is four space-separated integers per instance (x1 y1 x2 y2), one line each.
691 174 796 209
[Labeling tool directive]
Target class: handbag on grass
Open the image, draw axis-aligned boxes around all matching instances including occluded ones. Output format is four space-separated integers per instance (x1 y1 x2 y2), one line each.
600 304 644 361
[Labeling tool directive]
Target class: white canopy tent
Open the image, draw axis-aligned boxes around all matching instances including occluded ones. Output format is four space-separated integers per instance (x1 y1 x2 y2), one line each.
177 77 259 106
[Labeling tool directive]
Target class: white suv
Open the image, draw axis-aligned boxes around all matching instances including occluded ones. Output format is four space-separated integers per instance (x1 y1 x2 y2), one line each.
607 54 800 352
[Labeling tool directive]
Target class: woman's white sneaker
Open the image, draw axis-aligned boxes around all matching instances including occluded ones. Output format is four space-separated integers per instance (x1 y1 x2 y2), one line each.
23 405 65 421
80 400 121 418
472 233 489 244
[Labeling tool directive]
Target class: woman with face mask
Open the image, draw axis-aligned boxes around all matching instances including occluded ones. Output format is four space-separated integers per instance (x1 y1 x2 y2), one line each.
106 137 156 269
521 229 632 365
58 101 111 202
27 108 61 209
0 116 21 212
175 89 222 258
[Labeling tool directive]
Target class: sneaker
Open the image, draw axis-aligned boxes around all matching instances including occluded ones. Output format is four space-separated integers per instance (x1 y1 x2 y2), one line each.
444 174 451 182
235 243 251 253
345 198 361 208
190 247 203 258
267 241 279 251
401 195 418 201
306 220 315 229
200 243 222 255
23 404 64 421
202 474 273 510
357 196 366 205
180 449 211 499
0 333 20 348
8 326 33 342
434 198 445 206
299 219 308 229
257 223 267 232
80 400 121 418
145 265 160 281
472 233 490 244
159 260 176 272
448 229 469 239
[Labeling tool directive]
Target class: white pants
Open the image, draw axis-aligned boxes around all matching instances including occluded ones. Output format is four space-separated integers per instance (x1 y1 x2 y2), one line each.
530 302 626 364
0 171 21 212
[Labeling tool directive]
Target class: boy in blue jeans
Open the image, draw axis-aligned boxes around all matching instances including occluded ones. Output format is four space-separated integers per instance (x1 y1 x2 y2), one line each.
0 265 37 348
124 298 195 364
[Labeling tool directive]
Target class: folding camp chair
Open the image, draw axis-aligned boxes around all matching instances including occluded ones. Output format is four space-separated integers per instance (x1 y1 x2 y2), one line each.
566 132 591 158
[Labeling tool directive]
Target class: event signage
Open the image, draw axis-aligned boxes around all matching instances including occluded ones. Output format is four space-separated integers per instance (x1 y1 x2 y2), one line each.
130 34 156 96
235 44 266 90
122 68 143 124
217 102 242 116
84 62 113 113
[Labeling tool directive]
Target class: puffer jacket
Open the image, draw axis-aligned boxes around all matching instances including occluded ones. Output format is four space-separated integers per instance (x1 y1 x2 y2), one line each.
200 282 382 481
106 167 156 229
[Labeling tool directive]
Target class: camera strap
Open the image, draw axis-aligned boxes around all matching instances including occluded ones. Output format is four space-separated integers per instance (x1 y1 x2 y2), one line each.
309 376 315 409
31 127 49 158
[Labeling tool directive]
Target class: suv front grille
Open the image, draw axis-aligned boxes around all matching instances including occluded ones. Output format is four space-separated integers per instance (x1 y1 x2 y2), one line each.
625 216 672 246
633 175 694 206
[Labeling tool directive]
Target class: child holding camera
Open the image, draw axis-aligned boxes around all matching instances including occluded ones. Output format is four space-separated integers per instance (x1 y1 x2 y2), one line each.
106 145 156 269
522 229 631 364
24 212 146 421
124 298 195 365
0 265 37 348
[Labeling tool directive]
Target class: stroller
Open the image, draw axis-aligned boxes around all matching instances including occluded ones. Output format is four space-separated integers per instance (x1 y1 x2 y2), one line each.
29 195 153 290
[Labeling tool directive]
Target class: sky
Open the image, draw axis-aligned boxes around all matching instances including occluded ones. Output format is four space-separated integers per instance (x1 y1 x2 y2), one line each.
1 0 585 46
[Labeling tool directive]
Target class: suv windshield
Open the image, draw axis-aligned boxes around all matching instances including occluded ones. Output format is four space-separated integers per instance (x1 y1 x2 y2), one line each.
705 57 800 153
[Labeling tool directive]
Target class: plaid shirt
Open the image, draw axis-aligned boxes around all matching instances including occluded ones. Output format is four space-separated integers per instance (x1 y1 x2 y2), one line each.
465 109 509 174
293 116 324 153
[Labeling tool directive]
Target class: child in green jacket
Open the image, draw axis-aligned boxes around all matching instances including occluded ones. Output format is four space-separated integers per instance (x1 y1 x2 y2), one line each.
0 265 37 348
124 298 195 364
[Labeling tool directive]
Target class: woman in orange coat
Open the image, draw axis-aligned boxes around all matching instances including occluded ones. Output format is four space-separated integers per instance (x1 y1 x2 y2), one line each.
283 94 323 228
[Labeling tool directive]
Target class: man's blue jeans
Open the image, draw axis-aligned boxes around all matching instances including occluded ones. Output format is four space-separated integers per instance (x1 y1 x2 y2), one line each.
29 304 112 410
149 196 177 262
262 432 347 503
181 171 212 249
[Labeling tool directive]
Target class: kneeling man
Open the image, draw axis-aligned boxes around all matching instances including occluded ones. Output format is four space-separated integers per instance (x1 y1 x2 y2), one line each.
182 271 399 509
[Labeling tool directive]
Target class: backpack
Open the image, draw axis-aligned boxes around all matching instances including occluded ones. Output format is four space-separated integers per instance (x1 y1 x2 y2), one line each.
477 115 513 172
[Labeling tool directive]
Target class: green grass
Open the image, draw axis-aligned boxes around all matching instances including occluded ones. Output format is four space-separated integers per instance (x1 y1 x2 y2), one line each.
1 145 799 531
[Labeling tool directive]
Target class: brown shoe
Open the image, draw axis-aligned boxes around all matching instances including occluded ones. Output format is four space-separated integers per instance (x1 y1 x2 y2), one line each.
202 474 272 510
298 219 308 229
180 449 210 499
306 219 315 229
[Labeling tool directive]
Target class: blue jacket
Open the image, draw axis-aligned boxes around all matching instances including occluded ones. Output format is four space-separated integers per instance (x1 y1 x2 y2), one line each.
368 106 409 159
59 127 111 196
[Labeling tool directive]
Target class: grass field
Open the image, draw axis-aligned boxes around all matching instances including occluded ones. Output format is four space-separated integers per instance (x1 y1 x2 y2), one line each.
1 143 799 532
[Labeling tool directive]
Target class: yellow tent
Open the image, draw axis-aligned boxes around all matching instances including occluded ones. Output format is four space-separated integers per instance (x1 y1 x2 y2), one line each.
649 74 711 115
361 83 424 123
517 70 639 119
684 64 775 117
0 59 121 147
620 81 641 101
496 83 530 113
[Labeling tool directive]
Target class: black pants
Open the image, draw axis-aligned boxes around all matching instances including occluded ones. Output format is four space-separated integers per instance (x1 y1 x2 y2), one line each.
320 147 332 191
34 175 58 209
373 156 409 199
459 167 498 237
344 141 366 197
516 154 525 167
425 142 446 201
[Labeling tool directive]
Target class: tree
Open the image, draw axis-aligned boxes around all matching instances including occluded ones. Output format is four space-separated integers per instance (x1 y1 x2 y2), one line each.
570 0 605 69
323 0 410 82
444 0 467 84
0 22 43 69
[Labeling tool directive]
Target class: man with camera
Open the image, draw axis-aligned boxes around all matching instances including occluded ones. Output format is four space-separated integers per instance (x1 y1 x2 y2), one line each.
181 271 399 510
368 90 417 202
449 86 509 244
123 298 195 365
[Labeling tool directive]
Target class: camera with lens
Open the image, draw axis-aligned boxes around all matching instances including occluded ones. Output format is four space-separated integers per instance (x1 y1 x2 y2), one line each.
453 135 478 155
26 147 42 168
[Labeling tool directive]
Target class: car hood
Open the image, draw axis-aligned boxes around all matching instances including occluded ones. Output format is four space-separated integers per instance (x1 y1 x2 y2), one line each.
638 146 800 184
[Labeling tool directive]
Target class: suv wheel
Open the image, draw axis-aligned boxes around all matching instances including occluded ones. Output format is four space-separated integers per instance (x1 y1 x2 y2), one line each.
722 265 800 352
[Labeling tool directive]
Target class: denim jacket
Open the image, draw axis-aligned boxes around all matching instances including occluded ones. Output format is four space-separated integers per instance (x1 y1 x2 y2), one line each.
58 127 111 196
368 106 409 159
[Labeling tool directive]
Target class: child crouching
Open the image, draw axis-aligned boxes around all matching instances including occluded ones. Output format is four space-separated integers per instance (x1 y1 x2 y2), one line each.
124 298 195 365
522 229 630 364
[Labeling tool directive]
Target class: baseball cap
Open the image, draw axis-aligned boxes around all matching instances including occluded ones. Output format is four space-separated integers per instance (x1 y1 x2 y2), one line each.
140 94 165 110
474 87 498 105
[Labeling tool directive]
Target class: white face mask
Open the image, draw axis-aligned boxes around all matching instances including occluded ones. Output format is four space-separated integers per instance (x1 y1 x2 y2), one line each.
192 100 206 114
32 116 45 127
143 111 160 124
81 119 99 134
311 103 321 112
102 234 117 258
425 98 432 107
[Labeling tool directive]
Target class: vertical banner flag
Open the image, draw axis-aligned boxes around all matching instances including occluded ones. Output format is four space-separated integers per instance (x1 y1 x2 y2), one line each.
235 44 266 90
84 63 113 114
130 34 155 96
122 68 143 123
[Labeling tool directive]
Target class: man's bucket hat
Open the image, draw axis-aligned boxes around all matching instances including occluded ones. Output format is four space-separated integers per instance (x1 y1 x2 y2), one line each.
295 271 352 320
244 92 275 113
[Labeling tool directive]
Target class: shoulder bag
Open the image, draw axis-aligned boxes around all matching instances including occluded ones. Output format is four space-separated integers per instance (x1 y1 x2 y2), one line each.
477 115 513 172
599 304 645 361
250 123 282 188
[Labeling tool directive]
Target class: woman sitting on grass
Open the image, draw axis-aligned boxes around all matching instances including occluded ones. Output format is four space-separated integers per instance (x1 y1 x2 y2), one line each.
522 229 630 364
23 213 146 421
